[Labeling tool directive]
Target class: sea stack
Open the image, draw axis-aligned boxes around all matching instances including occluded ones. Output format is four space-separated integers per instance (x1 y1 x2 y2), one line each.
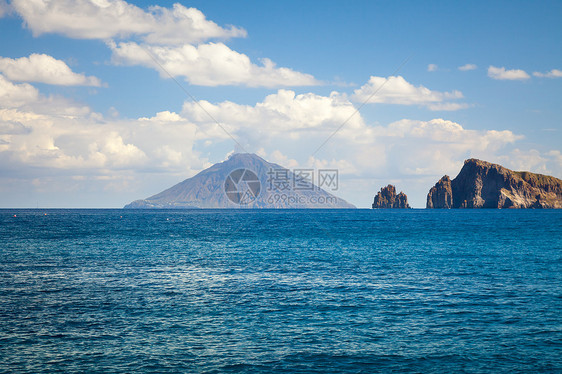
426 159 562 209
426 176 453 208
372 185 410 208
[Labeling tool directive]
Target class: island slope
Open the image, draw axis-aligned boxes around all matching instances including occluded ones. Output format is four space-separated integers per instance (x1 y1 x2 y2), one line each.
125 153 355 209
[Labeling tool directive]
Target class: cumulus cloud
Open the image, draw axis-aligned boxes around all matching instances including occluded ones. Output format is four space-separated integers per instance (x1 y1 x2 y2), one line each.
427 64 438 72
11 0 246 44
488 65 530 80
182 89 359 130
0 53 102 86
0 74 39 107
533 69 562 78
180 91 521 180
311 118 524 205
0 73 92 117
0 70 208 201
351 75 467 110
380 118 520 146
498 148 562 177
11 0 317 88
0 75 206 177
0 79 535 207
0 120 31 135
0 107 207 180
109 41 319 87
458 63 477 71
181 89 364 152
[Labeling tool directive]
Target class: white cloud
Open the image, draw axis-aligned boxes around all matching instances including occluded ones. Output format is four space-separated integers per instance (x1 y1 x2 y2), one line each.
488 65 530 80
0 73 92 117
0 105 206 174
546 150 562 176
381 118 520 146
0 80 533 207
329 118 524 196
178 88 524 203
0 75 206 177
498 149 562 177
142 4 246 45
427 64 438 72
140 110 182 122
181 91 521 182
268 150 299 169
11 0 246 44
182 89 361 131
0 74 39 107
0 53 101 86
110 41 319 88
533 69 562 78
181 89 364 151
12 0 316 88
458 63 477 71
351 75 466 110
0 120 31 135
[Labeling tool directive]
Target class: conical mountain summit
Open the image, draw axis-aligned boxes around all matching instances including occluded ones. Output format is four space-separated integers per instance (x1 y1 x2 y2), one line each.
124 153 355 209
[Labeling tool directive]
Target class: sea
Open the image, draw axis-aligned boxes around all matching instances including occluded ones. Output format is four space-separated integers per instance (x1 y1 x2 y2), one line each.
0 209 560 373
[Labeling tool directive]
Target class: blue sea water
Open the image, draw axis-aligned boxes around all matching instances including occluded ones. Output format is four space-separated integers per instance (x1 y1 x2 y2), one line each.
0 209 561 373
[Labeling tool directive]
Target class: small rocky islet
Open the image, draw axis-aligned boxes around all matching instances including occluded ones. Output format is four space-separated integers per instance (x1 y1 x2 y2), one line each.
373 158 562 209
371 185 410 209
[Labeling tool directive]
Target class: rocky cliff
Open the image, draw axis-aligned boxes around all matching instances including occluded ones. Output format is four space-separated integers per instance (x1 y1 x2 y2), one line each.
426 159 562 209
372 185 410 208
426 176 453 209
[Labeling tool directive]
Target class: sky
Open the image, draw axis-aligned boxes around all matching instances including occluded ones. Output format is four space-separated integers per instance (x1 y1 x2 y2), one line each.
0 0 561 208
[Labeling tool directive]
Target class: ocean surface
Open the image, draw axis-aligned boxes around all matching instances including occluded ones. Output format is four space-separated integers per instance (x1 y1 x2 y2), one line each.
0 209 561 373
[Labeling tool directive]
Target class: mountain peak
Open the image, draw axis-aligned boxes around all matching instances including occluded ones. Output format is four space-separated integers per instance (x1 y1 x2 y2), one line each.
228 152 257 159
125 153 355 209
226 152 267 164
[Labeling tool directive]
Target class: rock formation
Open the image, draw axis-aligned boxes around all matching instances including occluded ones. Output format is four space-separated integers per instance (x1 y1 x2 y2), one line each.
426 158 562 209
124 153 355 209
372 185 410 208
426 176 453 208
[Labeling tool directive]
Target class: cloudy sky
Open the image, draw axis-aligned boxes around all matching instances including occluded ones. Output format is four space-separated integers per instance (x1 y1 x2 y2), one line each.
0 0 561 208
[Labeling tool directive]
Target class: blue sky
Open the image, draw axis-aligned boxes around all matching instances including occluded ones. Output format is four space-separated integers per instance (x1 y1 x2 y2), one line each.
0 0 560 208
